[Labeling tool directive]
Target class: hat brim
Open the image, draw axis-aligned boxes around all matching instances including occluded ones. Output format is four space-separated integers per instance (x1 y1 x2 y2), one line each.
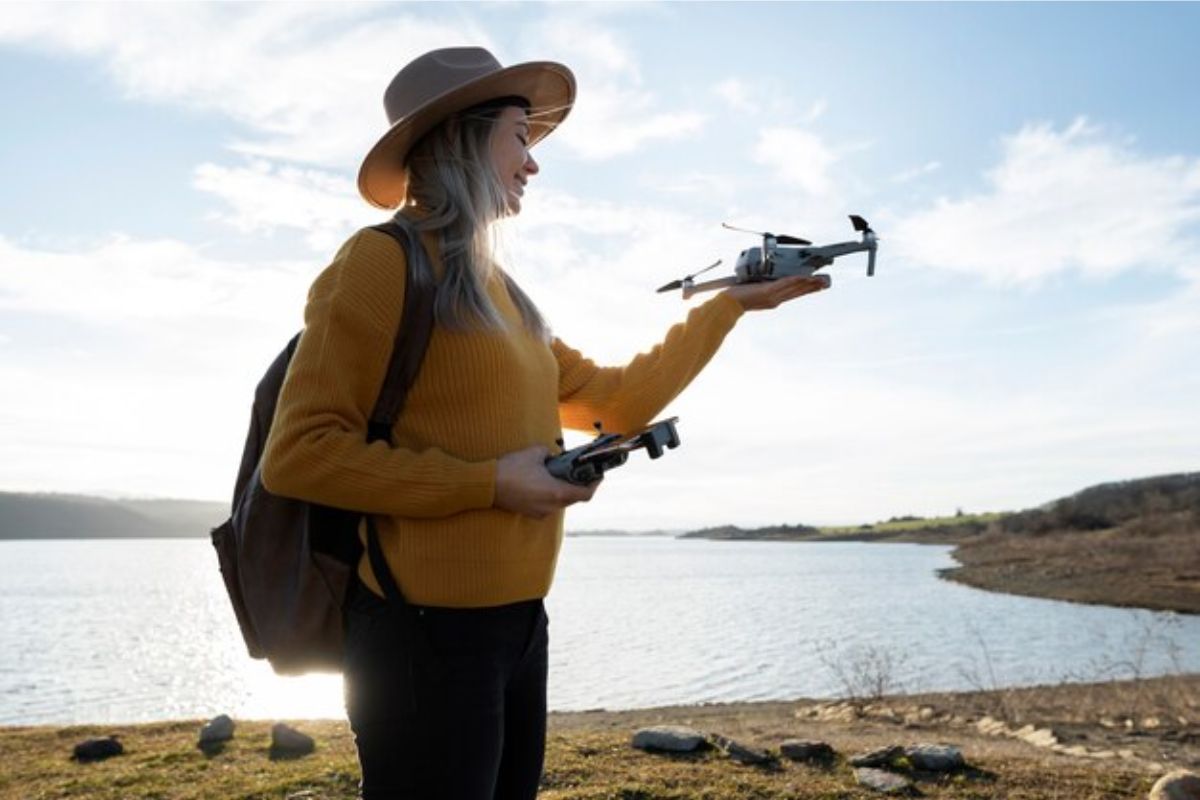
357 61 575 210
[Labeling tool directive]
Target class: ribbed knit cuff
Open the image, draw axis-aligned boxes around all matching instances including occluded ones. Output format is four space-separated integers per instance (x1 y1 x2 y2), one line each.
707 290 747 323
464 458 498 510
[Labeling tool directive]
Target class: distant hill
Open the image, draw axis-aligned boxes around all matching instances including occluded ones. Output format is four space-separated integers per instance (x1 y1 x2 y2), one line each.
991 472 1200 535
678 523 821 541
678 471 1200 544
0 493 226 539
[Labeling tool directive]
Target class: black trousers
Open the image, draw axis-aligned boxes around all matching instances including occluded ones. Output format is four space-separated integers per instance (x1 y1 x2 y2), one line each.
342 577 549 800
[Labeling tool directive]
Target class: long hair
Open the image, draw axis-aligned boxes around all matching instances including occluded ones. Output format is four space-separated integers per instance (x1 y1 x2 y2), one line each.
401 99 549 341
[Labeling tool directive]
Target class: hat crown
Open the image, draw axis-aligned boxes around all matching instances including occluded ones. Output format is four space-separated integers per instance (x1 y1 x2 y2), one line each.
383 47 504 126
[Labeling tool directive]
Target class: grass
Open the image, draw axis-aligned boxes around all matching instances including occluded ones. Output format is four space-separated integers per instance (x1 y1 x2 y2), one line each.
0 721 1156 800
6 671 1194 800
817 512 1004 542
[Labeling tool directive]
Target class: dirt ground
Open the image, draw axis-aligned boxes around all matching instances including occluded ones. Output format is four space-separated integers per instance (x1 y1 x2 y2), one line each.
549 673 1200 775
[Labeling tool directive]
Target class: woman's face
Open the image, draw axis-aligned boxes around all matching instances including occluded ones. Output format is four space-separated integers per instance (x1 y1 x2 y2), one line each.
489 105 539 215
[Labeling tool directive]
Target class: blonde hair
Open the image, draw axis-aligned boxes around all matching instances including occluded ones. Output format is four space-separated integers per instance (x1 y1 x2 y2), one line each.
402 100 549 341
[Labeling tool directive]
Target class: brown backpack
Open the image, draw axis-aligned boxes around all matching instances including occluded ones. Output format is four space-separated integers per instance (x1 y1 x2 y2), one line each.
210 217 435 674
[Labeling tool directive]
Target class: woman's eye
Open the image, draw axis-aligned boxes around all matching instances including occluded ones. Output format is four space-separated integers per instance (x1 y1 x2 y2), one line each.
517 135 528 147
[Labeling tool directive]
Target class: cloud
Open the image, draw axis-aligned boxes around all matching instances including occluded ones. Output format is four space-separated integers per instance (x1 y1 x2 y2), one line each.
891 117 1200 284
0 234 307 337
529 14 706 159
0 234 324 500
193 160 380 252
892 160 941 184
714 78 760 113
0 4 492 169
1 4 709 167
753 127 839 195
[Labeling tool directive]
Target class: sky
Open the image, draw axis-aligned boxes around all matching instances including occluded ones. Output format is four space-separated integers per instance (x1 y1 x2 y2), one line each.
1 2 1198 531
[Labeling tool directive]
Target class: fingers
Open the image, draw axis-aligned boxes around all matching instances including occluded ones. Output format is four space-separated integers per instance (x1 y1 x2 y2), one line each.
494 444 603 517
773 275 831 305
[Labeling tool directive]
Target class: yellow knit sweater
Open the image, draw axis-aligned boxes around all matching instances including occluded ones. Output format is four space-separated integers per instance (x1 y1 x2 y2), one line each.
261 227 744 607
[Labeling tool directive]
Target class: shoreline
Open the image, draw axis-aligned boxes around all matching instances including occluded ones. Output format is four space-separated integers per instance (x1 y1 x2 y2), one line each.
3 675 1196 799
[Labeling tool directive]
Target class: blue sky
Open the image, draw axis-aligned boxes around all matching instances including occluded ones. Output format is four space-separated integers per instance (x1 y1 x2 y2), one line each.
1 2 1198 530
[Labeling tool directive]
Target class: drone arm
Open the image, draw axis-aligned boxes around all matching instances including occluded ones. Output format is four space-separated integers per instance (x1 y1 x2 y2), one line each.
680 275 740 300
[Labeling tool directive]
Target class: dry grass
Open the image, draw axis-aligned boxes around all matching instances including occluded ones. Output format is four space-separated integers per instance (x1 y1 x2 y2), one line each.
944 512 1200 614
3 676 1196 799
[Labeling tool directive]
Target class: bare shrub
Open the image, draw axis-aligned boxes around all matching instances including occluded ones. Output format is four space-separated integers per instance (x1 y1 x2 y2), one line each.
817 640 909 708
955 623 1025 724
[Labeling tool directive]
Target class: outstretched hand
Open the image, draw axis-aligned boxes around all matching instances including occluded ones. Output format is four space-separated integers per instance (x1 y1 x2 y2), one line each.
723 274 831 311
494 445 600 519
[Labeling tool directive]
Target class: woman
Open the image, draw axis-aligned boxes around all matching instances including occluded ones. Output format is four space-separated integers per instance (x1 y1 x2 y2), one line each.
261 47 830 799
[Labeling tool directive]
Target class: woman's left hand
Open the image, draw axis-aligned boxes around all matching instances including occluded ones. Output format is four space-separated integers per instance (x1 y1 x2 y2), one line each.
722 274 831 311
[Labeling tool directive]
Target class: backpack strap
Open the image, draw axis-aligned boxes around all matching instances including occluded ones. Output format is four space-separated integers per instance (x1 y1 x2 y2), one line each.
361 215 438 609
366 217 437 443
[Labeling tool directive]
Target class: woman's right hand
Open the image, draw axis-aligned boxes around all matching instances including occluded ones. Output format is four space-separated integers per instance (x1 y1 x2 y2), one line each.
494 445 601 518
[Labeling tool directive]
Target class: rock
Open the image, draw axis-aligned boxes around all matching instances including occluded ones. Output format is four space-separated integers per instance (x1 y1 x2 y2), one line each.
850 744 904 768
1150 770 1200 800
854 767 913 794
72 736 123 761
1016 726 1059 748
904 743 964 772
631 725 707 753
270 723 315 758
709 733 773 765
975 716 1008 735
199 714 235 747
780 739 836 762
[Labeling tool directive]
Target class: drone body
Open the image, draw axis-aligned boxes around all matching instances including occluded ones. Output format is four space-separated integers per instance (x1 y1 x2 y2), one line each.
658 215 878 299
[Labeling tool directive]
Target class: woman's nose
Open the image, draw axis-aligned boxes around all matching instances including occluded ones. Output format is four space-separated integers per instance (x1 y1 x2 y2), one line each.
524 153 539 175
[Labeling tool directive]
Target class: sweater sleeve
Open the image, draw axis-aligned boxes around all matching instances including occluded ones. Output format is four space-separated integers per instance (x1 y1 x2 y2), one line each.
554 292 745 434
260 229 496 518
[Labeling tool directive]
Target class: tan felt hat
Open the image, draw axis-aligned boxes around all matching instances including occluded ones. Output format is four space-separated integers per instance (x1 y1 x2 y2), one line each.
357 47 575 209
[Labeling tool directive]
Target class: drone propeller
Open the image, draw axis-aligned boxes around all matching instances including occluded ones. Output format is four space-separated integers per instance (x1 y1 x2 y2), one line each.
656 259 722 293
721 222 812 246
849 214 874 234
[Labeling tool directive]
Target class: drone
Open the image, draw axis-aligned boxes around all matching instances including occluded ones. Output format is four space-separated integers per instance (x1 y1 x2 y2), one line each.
657 215 878 299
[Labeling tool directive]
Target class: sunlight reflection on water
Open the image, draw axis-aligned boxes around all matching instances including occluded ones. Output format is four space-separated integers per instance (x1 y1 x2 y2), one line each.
2 538 1198 724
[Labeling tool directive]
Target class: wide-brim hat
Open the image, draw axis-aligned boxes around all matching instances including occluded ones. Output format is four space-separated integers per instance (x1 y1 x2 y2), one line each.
358 47 576 210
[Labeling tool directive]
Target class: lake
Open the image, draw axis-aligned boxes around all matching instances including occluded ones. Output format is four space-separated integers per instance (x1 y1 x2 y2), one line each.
2 537 1198 725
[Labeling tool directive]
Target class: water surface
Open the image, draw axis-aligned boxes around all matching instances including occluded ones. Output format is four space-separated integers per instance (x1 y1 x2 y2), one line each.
2 537 1196 724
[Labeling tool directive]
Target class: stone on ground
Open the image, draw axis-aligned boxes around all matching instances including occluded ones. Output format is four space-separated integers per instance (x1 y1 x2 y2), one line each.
904 743 965 771
709 733 773 765
72 736 123 761
1150 770 1200 800
854 767 913 794
198 714 236 747
850 744 905 768
270 723 315 758
780 739 836 762
631 725 708 753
